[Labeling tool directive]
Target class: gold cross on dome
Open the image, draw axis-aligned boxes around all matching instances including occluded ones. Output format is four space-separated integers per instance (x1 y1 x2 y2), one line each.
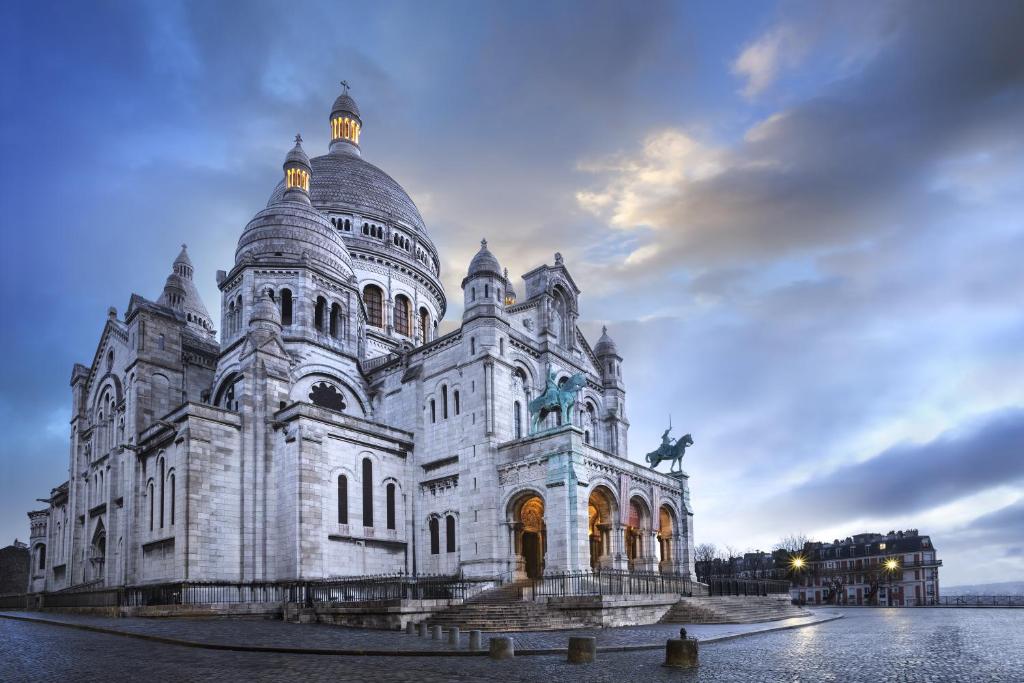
340 80 350 93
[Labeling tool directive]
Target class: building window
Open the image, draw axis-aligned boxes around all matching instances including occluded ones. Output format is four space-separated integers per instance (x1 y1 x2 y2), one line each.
37 544 46 570
514 401 523 438
363 285 384 328
310 382 346 412
315 296 327 332
159 458 166 529
281 289 293 326
394 295 411 337
386 483 396 530
338 475 348 524
442 385 448 419
430 399 436 423
330 303 342 338
148 481 154 531
168 472 175 525
419 307 430 342
470 338 476 355
454 391 460 416
484 284 490 299
446 515 456 553
429 517 440 554
362 458 373 527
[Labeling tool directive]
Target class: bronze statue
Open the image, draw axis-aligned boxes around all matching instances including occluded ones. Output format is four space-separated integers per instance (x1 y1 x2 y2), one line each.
528 366 587 434
646 420 693 473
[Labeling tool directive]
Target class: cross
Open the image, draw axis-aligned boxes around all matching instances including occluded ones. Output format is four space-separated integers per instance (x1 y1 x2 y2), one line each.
294 133 302 144
340 80 350 93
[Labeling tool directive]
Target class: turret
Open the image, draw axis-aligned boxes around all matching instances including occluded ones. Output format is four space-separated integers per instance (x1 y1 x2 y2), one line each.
594 325 628 456
461 239 507 322
157 244 215 338
282 134 312 205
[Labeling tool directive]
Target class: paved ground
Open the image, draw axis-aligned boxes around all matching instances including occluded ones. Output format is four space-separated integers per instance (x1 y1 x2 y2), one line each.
0 609 833 651
2 608 1022 682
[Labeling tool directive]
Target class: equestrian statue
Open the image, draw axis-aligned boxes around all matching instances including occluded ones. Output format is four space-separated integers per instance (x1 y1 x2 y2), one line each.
646 418 693 473
528 366 587 434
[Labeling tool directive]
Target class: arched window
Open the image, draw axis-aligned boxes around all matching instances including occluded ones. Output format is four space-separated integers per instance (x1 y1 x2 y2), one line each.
514 401 523 438
235 295 243 333
454 391 460 416
37 544 46 570
168 472 176 525
470 338 476 355
147 481 154 531
363 285 383 328
386 483 396 530
430 399 436 423
446 515 456 553
484 284 490 299
419 307 430 343
442 385 448 419
281 289 293 326
330 303 342 338
315 296 327 332
394 295 411 337
362 458 373 527
159 458 166 528
429 517 440 555
338 475 348 524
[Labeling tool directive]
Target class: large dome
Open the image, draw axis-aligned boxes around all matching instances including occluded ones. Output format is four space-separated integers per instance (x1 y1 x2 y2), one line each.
237 200 354 280
268 151 428 237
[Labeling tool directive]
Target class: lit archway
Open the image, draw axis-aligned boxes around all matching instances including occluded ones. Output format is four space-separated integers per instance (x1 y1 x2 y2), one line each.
509 493 546 579
658 505 677 571
588 486 617 569
626 496 652 569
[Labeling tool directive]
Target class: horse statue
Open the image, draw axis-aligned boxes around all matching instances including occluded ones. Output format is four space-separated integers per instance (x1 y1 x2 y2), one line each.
646 424 694 473
528 369 587 434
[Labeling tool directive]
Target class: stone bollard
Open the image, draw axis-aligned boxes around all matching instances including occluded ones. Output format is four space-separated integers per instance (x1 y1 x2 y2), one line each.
431 625 443 640
406 622 415 635
418 622 428 637
489 636 515 660
448 626 461 648
664 637 699 668
567 636 597 664
469 630 483 651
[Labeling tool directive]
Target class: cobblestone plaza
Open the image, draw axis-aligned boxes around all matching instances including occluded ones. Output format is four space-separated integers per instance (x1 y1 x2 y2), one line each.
3 609 1021 682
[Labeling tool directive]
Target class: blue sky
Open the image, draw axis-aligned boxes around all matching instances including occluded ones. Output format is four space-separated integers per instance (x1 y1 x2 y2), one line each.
1 1 1022 585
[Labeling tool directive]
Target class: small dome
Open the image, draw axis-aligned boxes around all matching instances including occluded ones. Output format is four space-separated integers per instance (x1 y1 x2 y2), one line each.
331 92 360 120
467 239 501 278
594 326 619 356
158 244 214 337
236 201 354 280
503 267 517 303
285 134 311 169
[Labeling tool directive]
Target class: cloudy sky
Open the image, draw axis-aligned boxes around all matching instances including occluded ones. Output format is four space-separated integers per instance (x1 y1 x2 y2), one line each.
1 1 1022 586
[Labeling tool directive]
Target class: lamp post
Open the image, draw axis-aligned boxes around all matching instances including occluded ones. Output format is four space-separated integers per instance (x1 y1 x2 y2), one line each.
883 557 900 607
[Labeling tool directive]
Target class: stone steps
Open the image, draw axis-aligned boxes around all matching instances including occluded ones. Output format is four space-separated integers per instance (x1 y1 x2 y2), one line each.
426 581 584 632
660 596 810 624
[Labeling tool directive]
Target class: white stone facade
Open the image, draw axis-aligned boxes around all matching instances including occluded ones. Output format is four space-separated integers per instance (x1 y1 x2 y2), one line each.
27 86 695 591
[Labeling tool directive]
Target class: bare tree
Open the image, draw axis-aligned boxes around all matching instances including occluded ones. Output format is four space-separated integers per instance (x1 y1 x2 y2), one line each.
694 543 717 583
774 533 810 554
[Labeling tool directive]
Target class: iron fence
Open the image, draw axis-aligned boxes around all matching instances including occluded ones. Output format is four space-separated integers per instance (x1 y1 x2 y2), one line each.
42 588 122 608
934 595 1024 607
706 576 790 596
528 569 693 599
0 593 27 609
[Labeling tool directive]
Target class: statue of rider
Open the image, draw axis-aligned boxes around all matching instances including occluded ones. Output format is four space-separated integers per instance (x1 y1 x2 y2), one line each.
659 425 676 458
545 365 559 400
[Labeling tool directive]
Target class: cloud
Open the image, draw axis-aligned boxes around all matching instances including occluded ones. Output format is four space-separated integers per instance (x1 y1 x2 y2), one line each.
767 409 1024 525
732 24 805 98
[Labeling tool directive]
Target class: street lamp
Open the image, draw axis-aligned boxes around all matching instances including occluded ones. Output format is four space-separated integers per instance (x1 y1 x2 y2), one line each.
789 555 806 570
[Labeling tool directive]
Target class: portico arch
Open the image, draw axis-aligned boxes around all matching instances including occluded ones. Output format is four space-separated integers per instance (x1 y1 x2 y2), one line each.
507 490 546 579
626 496 652 570
588 485 618 569
658 504 677 571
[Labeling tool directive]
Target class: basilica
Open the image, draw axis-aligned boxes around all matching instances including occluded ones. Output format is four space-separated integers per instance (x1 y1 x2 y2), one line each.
26 85 694 593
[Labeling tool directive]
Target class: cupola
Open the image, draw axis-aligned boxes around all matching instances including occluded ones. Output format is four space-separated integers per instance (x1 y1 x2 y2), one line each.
283 134 311 203
329 81 362 154
462 238 506 321
503 268 517 306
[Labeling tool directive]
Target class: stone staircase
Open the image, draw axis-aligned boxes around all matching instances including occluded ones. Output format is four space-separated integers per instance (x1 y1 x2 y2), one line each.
425 581 578 632
660 595 811 624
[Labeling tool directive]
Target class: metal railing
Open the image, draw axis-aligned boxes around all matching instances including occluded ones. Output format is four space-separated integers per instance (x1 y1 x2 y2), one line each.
706 576 790 596
43 588 122 608
528 569 694 599
293 574 495 606
0 593 27 609
934 595 1024 607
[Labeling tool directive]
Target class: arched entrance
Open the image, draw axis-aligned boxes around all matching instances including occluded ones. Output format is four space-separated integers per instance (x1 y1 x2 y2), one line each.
626 497 652 570
89 519 107 582
510 493 546 579
658 505 676 571
588 486 617 569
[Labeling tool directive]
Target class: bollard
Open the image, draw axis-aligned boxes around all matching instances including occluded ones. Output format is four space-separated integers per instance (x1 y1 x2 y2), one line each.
567 636 597 664
489 636 515 660
469 630 483 651
431 625 443 640
664 638 699 668
406 622 415 635
448 626 461 648
418 622 428 637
